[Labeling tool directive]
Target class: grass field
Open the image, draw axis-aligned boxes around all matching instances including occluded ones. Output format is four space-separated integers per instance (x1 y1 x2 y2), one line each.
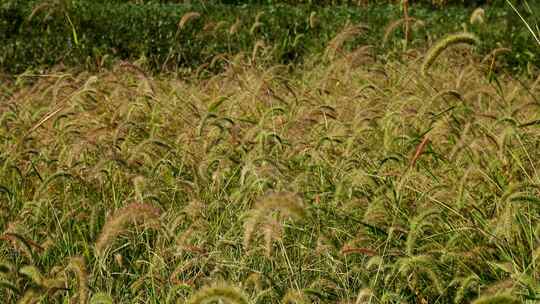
1 2 540 304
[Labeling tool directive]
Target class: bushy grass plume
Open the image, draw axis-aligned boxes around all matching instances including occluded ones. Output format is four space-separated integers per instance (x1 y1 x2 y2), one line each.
229 18 241 35
421 32 480 76
470 8 485 25
178 12 201 30
355 288 375 304
281 289 309 304
17 288 40 304
383 15 425 48
89 292 114 304
325 23 369 61
394 255 444 296
471 293 520 304
19 266 46 287
452 274 480 304
95 202 161 256
405 209 440 255
309 11 317 29
185 284 249 304
67 256 89 304
243 192 306 256
21 266 63 290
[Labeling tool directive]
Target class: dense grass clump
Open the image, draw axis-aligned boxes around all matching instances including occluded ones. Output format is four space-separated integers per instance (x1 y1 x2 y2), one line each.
0 28 539 302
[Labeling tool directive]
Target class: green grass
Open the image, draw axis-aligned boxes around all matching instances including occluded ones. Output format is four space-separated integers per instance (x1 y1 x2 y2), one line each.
1 29 539 302
1 1 540 302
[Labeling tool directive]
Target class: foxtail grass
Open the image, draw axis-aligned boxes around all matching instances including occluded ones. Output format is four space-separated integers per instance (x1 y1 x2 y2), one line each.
67 256 88 304
421 32 479 77
325 23 369 61
471 294 520 304
186 284 249 304
470 8 485 25
178 12 201 29
95 202 161 256
243 192 305 256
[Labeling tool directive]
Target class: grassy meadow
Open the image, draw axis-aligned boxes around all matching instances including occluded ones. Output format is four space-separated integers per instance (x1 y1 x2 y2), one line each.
1 1 540 303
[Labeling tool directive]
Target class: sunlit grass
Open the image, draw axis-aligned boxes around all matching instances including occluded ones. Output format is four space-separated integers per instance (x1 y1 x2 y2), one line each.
0 28 539 303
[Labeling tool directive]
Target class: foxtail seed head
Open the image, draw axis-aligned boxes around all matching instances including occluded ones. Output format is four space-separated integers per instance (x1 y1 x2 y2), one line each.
95 203 161 256
421 32 479 77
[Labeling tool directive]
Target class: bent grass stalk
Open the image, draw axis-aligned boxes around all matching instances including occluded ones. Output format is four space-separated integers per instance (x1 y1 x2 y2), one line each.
179 12 201 30
95 202 161 256
325 23 369 61
421 32 479 77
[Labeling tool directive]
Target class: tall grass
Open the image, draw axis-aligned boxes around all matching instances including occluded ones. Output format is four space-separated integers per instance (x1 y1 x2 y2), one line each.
0 27 539 303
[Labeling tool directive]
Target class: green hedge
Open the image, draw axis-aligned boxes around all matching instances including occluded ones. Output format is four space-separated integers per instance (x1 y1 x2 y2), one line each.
0 0 538 74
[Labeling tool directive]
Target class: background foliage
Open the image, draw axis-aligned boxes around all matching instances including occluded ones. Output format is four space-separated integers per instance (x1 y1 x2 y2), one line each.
1 0 539 74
